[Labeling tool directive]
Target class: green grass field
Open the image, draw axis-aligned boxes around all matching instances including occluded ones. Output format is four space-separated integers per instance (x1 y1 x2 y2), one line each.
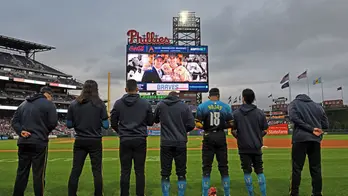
1 135 348 196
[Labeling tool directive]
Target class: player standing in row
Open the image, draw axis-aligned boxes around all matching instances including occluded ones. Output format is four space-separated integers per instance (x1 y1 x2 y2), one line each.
11 86 58 196
66 80 109 196
195 88 233 196
110 79 154 196
154 91 195 196
288 94 329 196
232 89 268 196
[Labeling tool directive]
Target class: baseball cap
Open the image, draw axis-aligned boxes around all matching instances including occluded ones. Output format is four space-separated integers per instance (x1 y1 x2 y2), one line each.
209 88 220 96
154 55 163 60
168 53 176 58
40 86 53 96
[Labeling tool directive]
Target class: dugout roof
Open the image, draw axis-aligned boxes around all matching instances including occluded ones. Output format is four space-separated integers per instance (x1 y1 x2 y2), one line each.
0 35 55 52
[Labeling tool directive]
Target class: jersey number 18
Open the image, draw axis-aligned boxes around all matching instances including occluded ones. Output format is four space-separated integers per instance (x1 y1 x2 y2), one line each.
210 112 220 126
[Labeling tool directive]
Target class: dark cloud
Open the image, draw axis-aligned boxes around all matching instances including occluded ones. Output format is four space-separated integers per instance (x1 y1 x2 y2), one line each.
0 0 347 108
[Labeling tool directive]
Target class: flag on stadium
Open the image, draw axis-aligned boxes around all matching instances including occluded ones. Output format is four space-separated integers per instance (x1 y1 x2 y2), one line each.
233 97 237 103
337 86 342 91
268 94 272 98
281 81 290 89
228 96 232 104
297 70 307 80
280 73 289 84
313 77 322 85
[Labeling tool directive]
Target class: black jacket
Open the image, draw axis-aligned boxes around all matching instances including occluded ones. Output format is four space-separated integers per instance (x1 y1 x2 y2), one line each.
141 67 163 83
11 94 58 146
154 95 195 147
67 99 109 139
289 94 329 144
233 104 268 154
110 94 153 141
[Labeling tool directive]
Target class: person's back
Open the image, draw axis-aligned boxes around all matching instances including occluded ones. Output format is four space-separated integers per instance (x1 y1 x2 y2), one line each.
197 100 231 132
154 92 195 196
196 88 233 196
233 104 268 154
67 99 108 139
112 94 153 140
11 86 58 196
232 88 267 196
66 80 108 196
12 91 58 146
154 93 195 146
110 79 154 196
289 94 329 143
289 94 329 196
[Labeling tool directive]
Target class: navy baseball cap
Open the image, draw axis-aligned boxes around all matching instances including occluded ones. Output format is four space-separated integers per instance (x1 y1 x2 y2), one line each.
40 86 53 95
168 53 176 57
209 88 220 96
154 55 163 60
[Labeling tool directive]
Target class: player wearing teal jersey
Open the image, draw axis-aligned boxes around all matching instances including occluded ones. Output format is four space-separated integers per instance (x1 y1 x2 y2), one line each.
195 88 233 196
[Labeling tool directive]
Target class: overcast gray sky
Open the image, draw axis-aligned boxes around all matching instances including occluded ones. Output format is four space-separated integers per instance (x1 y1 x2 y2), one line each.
1 0 347 109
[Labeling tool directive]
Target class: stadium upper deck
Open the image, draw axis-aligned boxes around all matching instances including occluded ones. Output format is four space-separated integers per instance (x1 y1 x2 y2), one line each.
0 35 84 137
0 35 82 87
0 35 83 112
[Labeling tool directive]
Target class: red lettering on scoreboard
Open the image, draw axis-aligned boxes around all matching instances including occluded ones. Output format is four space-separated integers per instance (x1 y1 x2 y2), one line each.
127 29 171 45
128 45 145 52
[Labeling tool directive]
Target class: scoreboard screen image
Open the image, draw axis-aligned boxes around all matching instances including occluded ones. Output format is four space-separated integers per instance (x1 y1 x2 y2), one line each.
126 45 208 92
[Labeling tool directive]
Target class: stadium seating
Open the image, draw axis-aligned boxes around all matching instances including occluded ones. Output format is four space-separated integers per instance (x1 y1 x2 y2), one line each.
0 118 74 137
0 89 75 103
0 52 81 86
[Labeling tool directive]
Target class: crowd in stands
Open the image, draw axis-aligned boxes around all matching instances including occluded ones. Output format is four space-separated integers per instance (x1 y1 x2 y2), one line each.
0 52 82 87
0 118 16 137
0 89 75 103
0 117 75 137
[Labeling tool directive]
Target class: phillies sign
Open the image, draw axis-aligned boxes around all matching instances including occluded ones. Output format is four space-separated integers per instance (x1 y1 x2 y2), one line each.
127 29 171 45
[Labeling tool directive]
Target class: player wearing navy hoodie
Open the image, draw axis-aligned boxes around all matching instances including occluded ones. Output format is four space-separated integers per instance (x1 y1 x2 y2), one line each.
67 80 109 196
110 79 154 196
154 91 195 196
232 89 268 196
288 94 328 196
11 86 58 196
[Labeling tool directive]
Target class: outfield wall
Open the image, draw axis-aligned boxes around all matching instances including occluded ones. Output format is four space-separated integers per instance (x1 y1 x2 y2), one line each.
2 129 348 140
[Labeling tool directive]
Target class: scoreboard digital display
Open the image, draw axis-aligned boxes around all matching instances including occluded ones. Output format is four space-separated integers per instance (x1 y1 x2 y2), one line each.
126 44 209 92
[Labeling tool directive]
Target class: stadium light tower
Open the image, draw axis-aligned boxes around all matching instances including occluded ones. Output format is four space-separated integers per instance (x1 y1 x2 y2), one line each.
173 11 201 46
173 11 203 104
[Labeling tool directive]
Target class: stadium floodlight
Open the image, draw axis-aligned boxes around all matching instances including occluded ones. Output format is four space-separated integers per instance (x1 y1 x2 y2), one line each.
178 11 196 27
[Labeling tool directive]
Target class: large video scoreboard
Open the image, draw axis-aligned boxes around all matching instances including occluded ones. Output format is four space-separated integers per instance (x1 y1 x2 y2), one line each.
126 44 209 92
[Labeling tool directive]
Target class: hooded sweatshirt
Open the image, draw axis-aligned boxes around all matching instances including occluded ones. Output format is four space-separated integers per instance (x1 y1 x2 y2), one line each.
11 93 58 146
154 95 195 147
110 94 153 141
66 99 109 139
289 94 329 144
233 104 268 154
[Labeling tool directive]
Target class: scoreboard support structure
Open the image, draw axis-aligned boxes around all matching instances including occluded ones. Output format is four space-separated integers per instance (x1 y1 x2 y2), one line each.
172 11 203 104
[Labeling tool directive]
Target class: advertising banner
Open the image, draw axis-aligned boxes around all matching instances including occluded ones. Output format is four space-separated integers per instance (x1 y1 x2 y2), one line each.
147 130 161 136
147 124 160 136
267 123 289 135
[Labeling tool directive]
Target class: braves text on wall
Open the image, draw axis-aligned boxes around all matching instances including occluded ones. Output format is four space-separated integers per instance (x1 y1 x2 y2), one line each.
127 29 171 45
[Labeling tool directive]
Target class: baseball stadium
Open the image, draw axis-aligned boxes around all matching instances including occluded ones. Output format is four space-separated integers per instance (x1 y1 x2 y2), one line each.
1 12 348 196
